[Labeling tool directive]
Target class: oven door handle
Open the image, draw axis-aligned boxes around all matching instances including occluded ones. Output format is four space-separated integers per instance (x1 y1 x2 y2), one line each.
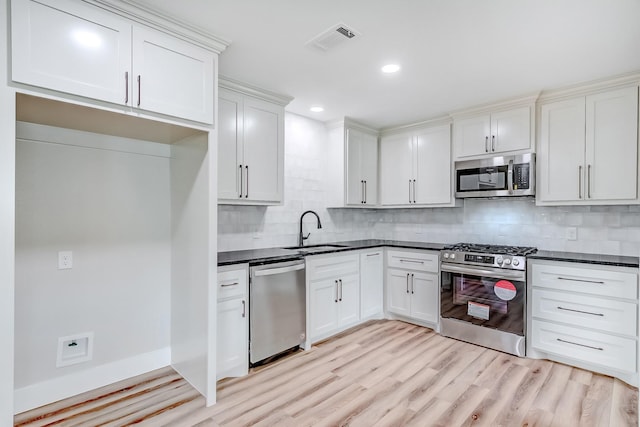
440 263 525 281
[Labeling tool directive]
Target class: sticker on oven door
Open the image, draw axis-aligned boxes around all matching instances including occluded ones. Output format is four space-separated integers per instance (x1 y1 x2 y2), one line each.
494 280 517 301
468 301 490 320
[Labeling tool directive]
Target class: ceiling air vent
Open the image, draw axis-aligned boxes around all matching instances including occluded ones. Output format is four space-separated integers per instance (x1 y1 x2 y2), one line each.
306 23 361 51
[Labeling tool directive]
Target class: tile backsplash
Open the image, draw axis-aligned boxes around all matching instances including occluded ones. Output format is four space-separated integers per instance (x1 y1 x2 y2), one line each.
218 113 640 257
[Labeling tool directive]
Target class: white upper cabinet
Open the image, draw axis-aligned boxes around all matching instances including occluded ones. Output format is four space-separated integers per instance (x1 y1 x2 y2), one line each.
11 0 217 124
454 106 532 159
538 86 639 205
380 123 453 207
346 128 378 206
218 83 290 205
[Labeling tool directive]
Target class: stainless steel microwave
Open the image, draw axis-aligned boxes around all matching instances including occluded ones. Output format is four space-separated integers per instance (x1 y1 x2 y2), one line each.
455 154 535 198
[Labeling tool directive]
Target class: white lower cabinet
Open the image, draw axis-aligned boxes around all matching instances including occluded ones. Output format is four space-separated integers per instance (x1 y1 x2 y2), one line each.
216 265 248 381
527 259 639 386
386 250 439 326
360 250 384 319
307 253 360 344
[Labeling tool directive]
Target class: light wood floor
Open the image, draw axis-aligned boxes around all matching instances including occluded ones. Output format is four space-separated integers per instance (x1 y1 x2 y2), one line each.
15 320 638 426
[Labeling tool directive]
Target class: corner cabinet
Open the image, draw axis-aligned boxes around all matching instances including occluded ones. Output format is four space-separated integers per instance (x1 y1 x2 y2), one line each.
385 250 439 327
216 265 249 381
527 259 639 386
537 85 639 205
218 82 291 205
453 105 533 159
306 253 360 344
11 0 218 124
380 122 453 207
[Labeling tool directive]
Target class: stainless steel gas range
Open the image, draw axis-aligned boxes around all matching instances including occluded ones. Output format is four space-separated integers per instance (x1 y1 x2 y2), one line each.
440 243 537 356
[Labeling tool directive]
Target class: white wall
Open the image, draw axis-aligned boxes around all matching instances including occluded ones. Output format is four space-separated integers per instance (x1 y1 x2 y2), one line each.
218 113 640 257
14 123 172 410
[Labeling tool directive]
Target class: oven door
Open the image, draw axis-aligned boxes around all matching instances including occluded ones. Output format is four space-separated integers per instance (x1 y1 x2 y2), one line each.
440 263 525 336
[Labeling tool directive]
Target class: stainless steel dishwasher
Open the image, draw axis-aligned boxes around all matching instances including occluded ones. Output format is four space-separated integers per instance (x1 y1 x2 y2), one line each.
249 259 306 365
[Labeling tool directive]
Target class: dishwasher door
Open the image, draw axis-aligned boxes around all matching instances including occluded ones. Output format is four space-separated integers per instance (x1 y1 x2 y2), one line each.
249 260 306 365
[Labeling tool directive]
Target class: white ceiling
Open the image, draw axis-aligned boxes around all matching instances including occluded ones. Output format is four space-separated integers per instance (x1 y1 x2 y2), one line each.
133 0 640 129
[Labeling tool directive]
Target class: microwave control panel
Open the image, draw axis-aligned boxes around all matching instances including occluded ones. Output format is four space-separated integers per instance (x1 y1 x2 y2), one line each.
513 163 530 190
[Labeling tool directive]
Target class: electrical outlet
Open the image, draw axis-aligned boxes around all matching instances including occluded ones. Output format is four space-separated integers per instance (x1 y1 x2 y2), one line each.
58 251 73 269
566 227 577 241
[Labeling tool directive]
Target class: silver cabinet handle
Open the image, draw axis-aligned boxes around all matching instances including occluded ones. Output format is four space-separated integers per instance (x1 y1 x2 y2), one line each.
491 135 495 151
557 306 604 317
334 280 338 303
411 273 415 294
239 165 243 198
408 180 412 203
587 164 592 198
412 180 416 203
137 75 141 107
557 338 603 351
578 165 582 199
242 300 246 318
485 136 489 152
364 180 367 204
124 72 129 104
339 279 343 302
361 180 365 204
220 282 239 287
366 252 380 257
245 165 249 198
400 259 424 264
406 274 409 294
557 277 605 285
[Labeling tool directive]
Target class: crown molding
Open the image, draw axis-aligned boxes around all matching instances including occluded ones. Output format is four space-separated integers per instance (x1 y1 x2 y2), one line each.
88 0 230 53
219 76 293 106
448 92 540 119
537 70 640 103
380 115 451 136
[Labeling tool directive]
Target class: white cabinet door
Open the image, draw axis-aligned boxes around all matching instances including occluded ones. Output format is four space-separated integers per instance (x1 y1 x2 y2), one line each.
241 97 283 203
12 0 131 105
380 133 413 205
309 278 339 339
360 251 383 319
410 272 439 323
454 114 490 158
538 98 586 203
490 107 531 154
346 129 378 205
132 26 214 124
216 298 247 380
218 91 243 200
386 269 411 317
586 86 638 201
337 274 360 327
414 124 452 204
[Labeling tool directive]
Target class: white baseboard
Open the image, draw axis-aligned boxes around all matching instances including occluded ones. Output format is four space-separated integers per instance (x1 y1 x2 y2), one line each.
14 347 171 415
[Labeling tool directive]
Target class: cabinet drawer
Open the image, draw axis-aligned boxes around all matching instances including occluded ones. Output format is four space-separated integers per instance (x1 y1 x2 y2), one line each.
531 262 638 300
532 289 637 336
217 268 248 299
387 250 438 273
306 253 359 280
531 320 637 374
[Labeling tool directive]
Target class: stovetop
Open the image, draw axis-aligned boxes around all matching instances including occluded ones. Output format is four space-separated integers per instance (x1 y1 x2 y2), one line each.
441 243 537 271
444 243 538 257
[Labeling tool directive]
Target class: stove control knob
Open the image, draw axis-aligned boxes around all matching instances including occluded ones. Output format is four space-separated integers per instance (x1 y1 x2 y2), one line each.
503 258 512 265
450 253 456 260
512 259 520 267
496 256 503 265
443 252 449 259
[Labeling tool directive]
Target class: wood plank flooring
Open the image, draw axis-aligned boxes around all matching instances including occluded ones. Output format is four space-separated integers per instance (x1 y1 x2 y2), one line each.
15 320 638 426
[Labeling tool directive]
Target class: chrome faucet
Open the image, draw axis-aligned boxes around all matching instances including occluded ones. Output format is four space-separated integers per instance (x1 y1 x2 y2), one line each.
298 210 322 246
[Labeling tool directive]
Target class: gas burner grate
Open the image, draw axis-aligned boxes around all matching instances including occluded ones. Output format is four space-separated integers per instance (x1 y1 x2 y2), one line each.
445 243 537 257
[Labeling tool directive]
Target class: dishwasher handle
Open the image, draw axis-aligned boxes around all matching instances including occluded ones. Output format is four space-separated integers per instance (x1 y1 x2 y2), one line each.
253 262 305 277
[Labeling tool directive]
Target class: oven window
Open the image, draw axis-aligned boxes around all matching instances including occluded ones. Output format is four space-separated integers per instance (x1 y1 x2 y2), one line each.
441 270 524 335
457 166 508 193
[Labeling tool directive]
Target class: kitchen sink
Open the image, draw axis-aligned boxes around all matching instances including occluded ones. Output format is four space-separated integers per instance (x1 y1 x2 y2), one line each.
283 244 347 254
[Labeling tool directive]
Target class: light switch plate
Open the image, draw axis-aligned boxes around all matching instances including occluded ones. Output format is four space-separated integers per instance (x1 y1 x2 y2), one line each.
58 251 73 269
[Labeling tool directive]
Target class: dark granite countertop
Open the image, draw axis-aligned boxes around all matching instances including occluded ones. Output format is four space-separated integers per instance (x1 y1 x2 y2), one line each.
529 250 639 268
218 239 447 266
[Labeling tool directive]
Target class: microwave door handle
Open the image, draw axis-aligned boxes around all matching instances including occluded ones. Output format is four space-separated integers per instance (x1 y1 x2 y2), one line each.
507 159 514 194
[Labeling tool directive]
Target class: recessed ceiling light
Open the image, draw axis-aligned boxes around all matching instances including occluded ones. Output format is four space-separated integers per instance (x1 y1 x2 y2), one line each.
381 64 401 74
310 106 324 113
